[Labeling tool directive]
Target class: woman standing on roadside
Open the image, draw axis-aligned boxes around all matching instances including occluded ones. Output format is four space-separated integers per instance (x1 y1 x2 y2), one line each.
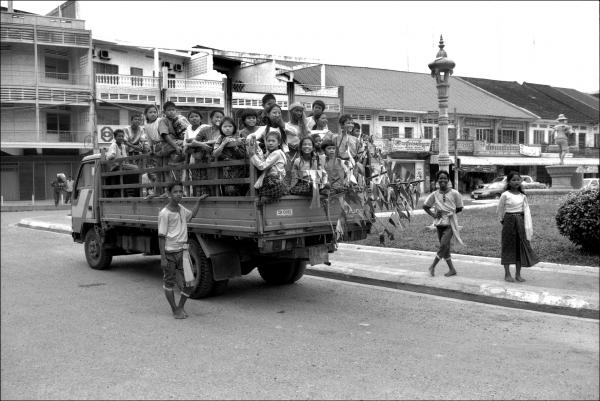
423 170 464 277
497 171 538 282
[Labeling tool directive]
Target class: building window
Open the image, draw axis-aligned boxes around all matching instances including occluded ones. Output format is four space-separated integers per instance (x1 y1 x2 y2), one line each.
94 62 119 75
595 133 599 148
476 128 493 142
382 126 399 139
533 130 545 144
45 57 69 80
423 126 434 139
46 113 71 141
97 108 120 125
461 127 470 140
404 127 413 139
499 129 517 144
361 124 370 136
130 67 143 86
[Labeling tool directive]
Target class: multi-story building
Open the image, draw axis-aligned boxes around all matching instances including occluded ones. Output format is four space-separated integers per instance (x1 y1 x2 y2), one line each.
1 1 93 201
91 42 344 147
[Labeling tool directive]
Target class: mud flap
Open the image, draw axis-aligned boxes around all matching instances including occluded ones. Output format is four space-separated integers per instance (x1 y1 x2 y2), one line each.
193 234 241 281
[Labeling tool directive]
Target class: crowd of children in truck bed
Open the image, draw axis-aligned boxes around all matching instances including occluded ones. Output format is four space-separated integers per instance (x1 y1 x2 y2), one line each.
105 93 377 202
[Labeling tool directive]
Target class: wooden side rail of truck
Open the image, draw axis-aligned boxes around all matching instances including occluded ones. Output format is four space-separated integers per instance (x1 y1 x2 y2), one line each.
70 152 369 298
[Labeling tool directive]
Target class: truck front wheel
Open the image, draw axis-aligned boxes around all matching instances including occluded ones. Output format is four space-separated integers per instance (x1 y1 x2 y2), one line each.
184 239 228 299
258 259 306 285
84 228 112 270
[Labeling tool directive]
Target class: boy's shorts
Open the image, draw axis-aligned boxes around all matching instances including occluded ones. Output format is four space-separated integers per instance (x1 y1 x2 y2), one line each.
163 250 191 296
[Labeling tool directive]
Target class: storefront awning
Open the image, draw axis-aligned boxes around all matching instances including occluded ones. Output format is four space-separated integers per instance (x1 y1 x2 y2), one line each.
458 156 599 167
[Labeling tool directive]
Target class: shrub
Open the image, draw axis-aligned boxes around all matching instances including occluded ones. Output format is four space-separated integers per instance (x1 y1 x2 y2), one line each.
555 188 600 253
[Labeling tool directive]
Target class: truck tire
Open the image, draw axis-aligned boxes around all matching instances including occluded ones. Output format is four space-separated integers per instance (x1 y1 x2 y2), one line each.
258 260 306 285
184 239 228 299
84 228 112 270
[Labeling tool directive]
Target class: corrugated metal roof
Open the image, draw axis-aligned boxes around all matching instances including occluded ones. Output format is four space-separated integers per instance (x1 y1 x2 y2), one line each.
460 77 598 123
524 82 599 121
554 87 599 111
287 65 536 119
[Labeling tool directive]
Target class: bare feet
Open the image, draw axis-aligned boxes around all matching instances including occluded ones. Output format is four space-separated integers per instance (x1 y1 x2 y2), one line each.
428 265 435 277
515 276 526 282
505 275 515 282
173 308 187 319
444 269 457 277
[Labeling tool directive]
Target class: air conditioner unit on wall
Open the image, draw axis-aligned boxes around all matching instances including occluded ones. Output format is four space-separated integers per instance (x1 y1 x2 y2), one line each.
161 61 171 70
173 64 183 72
99 50 110 60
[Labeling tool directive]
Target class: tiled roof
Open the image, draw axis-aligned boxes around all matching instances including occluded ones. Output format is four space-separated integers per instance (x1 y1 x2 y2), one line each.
523 82 599 121
460 77 598 124
553 87 599 111
286 65 536 120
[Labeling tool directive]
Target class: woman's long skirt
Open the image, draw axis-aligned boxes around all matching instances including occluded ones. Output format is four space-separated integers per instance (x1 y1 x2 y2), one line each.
501 212 539 267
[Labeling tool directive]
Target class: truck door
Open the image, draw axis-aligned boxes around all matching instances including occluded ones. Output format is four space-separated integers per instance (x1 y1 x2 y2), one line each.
71 161 96 235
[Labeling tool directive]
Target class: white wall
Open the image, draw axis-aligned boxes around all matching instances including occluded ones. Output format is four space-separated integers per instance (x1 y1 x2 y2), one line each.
92 44 188 78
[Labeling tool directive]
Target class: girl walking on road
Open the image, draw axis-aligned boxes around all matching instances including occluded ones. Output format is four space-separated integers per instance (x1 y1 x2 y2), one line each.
423 171 464 277
497 171 539 282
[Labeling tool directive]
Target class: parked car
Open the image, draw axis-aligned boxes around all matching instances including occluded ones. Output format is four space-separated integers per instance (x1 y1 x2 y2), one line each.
470 181 505 199
581 178 599 190
490 175 547 189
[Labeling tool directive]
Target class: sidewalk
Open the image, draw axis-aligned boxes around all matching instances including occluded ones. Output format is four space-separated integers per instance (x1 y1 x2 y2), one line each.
15 212 599 319
1 199 71 212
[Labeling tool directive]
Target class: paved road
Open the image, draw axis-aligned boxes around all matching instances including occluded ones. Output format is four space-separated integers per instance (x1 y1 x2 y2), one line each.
1 211 599 400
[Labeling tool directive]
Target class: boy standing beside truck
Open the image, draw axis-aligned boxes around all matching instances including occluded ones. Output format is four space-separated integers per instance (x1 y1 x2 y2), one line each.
158 181 207 319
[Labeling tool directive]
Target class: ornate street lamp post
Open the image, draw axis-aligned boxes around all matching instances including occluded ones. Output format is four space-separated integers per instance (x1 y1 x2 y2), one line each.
428 35 456 174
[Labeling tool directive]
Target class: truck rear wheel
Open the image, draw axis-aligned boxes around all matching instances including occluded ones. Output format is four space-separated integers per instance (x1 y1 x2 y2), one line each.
84 228 112 270
183 239 228 299
258 259 306 285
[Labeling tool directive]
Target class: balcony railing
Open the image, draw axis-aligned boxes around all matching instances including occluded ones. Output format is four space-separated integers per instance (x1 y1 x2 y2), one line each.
0 130 91 146
431 139 474 153
1 70 91 87
473 141 522 156
167 78 223 91
1 12 87 30
96 74 159 88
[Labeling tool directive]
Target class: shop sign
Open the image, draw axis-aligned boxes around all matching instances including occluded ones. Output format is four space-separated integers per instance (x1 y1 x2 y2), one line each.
373 139 391 153
390 138 431 152
519 144 541 157
459 165 497 173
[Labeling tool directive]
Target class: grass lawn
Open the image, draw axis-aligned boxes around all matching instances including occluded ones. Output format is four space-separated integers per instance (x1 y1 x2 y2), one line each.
356 196 599 267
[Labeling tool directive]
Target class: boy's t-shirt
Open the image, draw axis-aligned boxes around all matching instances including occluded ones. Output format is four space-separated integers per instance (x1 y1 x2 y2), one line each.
158 115 190 142
158 205 193 252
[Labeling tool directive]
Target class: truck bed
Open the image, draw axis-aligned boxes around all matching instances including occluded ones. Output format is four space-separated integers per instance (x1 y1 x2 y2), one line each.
99 195 341 239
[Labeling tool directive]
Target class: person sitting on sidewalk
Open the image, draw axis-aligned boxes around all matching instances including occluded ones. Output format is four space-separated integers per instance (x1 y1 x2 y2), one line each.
423 170 464 277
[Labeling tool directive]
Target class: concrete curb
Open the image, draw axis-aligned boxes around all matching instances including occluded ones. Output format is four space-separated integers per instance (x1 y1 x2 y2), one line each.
337 243 600 274
306 262 599 319
2 205 71 212
17 218 72 235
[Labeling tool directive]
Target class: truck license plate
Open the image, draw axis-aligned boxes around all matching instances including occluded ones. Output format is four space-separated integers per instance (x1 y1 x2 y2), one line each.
276 208 293 216
308 245 329 266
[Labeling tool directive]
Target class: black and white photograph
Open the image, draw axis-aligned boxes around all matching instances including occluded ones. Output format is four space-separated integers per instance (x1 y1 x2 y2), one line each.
1 0 598 399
